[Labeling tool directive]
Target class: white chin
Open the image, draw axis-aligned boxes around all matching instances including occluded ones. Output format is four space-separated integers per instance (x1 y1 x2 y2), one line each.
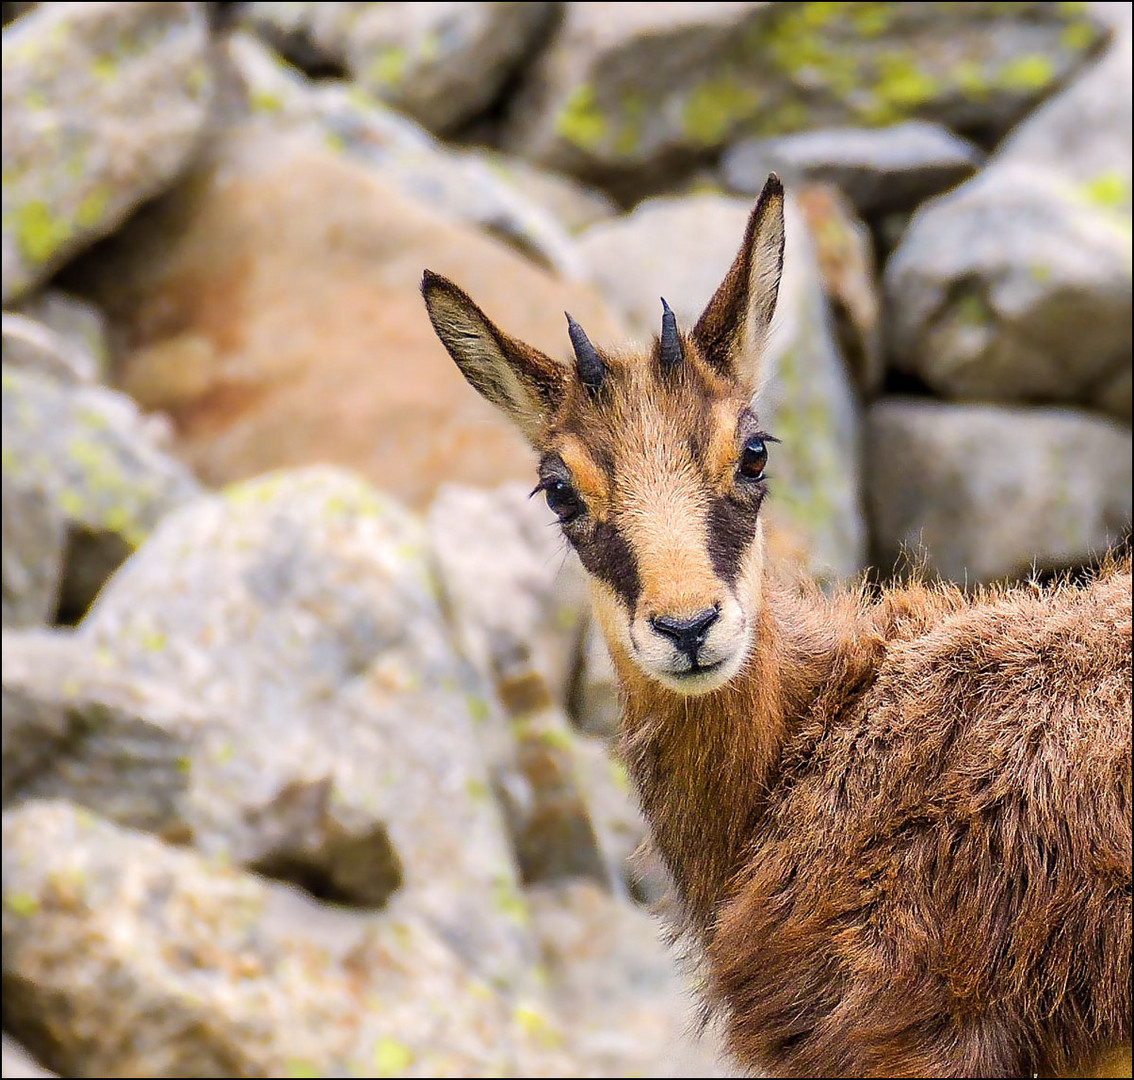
645 653 745 696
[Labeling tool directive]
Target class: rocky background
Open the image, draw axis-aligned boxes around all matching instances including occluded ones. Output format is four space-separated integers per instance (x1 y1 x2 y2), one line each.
2 3 1130 1078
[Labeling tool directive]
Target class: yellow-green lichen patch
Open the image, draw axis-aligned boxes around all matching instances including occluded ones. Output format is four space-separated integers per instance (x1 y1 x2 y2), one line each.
15 199 73 267
465 693 491 725
4 891 39 917
284 1060 321 1079
372 1037 413 1077
491 874 529 927
92 53 117 81
513 1004 563 1049
368 46 406 89
860 52 939 125
682 76 760 147
1081 171 1131 213
555 84 608 152
464 777 490 802
997 54 1055 94
250 89 284 115
75 185 111 230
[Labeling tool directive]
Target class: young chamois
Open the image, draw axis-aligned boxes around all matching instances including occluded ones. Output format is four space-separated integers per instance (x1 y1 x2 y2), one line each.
422 175 1133 1079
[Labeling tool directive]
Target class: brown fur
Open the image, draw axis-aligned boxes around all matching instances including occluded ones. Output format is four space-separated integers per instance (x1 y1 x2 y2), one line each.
422 176 1133 1078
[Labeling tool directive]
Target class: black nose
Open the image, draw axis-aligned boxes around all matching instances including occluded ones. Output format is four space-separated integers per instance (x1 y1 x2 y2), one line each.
650 607 720 657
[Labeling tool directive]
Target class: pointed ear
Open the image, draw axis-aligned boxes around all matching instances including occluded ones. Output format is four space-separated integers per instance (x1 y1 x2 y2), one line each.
692 174 785 394
422 270 567 445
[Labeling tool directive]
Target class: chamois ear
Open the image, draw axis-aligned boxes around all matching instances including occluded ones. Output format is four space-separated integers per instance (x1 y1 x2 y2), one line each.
422 270 567 445
692 174 785 395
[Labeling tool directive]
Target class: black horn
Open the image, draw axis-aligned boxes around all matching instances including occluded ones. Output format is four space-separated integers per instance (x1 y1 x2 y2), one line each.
659 297 683 370
565 312 605 393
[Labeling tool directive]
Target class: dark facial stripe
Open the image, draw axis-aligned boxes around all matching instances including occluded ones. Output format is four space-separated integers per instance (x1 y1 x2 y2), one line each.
707 492 763 585
574 520 640 609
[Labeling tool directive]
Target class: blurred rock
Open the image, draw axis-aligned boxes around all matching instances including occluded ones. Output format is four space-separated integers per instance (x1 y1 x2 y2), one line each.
578 193 866 583
67 124 626 510
722 121 982 216
1 1 212 303
867 399 1132 583
1 476 65 628
2 312 96 384
797 183 884 396
503 2 1102 192
569 618 620 739
1 628 197 834
427 481 589 715
0 1036 54 1080
14 289 109 380
885 26 1132 420
78 468 535 990
528 881 737 1078
243 1 557 134
1 800 562 1077
223 32 589 280
1 366 201 621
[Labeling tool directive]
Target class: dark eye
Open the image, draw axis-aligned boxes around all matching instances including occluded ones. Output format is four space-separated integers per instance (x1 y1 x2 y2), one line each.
737 436 768 482
544 480 583 523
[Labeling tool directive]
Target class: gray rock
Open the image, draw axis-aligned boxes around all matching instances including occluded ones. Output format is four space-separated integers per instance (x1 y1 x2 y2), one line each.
1 312 97 384
722 121 983 216
578 193 866 584
224 31 588 279
0 1035 55 1080
885 25 1132 420
569 618 620 739
866 398 1132 583
1 628 198 834
1 366 201 620
1 1 212 302
78 467 533 991
1 800 564 1077
244 1 557 134
503 2 1103 190
14 289 109 380
1 476 64 628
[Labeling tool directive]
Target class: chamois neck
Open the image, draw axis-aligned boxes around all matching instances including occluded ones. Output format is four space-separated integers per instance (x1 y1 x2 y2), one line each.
614 576 845 932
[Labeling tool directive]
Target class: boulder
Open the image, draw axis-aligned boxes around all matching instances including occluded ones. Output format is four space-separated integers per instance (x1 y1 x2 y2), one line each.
1 1 212 302
13 289 109 380
242 1 558 134
568 619 620 739
577 193 866 583
2 311 97 384
0 800 563 1077
885 25 1132 420
722 121 982 216
1 476 64 628
223 32 589 280
78 468 533 991
66 124 627 511
503 2 1103 191
1 628 201 835
1 366 201 620
866 398 1132 583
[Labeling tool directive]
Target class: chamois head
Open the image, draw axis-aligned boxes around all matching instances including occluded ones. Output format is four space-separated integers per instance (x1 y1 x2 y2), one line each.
423 175 785 695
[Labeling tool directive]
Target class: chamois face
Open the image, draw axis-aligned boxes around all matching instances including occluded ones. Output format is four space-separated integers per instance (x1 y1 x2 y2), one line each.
423 176 785 696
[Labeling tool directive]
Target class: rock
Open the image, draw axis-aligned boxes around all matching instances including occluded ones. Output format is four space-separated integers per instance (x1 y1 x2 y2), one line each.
427 482 590 715
1 366 201 621
797 183 884 395
1 1 212 303
1 476 64 628
578 192 866 583
722 121 983 216
66 124 626 511
243 1 557 134
503 2 1103 192
0 629 208 836
568 618 620 739
223 32 589 280
0 1035 55 1080
528 881 737 1078
1 800 563 1077
14 288 109 380
866 399 1133 584
78 468 535 991
885 26 1132 420
1 311 96 384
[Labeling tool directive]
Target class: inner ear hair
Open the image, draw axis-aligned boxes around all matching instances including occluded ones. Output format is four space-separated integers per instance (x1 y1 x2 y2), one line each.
422 270 567 443
692 174 785 393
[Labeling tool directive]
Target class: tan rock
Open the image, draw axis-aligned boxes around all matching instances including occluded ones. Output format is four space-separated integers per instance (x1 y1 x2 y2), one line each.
70 125 627 510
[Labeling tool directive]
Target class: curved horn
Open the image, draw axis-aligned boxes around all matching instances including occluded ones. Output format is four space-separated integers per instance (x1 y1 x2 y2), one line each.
659 297 683 370
565 312 605 393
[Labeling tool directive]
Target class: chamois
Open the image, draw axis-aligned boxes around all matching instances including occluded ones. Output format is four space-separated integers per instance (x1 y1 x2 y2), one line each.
422 175 1133 1079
